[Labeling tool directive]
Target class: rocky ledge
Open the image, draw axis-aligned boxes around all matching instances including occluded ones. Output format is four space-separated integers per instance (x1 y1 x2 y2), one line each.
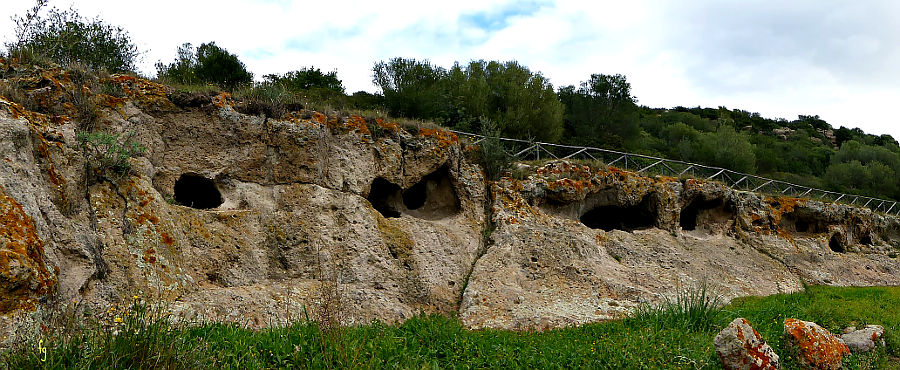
0 70 898 340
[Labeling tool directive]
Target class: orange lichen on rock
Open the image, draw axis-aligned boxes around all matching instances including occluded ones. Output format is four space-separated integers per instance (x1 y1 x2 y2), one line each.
0 185 57 313
212 92 234 108
335 115 372 137
784 318 849 370
418 128 459 148
1 97 70 209
312 112 327 124
763 197 807 244
375 118 401 134
160 232 175 247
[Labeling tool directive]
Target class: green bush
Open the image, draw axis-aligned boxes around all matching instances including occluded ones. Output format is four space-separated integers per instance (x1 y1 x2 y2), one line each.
6 0 140 72
264 68 344 93
477 118 513 181
156 42 253 90
77 131 146 178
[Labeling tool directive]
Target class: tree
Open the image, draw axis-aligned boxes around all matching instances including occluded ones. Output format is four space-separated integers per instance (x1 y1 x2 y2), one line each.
194 42 253 89
7 1 140 72
156 42 252 90
559 73 640 149
154 43 197 84
372 57 447 119
446 60 564 142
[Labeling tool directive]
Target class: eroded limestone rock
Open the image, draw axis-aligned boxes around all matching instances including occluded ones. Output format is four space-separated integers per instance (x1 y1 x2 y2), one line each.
840 325 885 353
784 318 849 370
714 318 780 370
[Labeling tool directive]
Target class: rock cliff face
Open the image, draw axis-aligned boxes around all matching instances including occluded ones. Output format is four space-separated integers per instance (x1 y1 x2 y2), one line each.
0 72 899 337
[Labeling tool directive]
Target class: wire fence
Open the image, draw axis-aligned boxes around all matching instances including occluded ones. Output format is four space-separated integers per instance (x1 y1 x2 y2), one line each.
450 129 900 216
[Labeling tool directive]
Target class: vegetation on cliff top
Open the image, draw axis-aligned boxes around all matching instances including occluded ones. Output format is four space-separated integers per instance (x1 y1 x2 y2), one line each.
3 1 900 202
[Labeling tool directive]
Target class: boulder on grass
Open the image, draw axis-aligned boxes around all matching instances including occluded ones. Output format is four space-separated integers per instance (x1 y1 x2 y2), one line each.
840 325 885 353
784 318 849 370
714 317 780 370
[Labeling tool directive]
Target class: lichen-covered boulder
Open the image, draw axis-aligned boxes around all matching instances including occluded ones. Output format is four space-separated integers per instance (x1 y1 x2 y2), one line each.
840 325 884 353
784 318 849 369
714 318 780 370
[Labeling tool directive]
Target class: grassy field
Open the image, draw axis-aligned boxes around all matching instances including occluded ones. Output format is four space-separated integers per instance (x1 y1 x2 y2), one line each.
2 286 898 369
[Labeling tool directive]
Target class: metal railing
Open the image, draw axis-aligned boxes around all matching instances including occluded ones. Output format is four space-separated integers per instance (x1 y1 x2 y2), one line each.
450 130 900 216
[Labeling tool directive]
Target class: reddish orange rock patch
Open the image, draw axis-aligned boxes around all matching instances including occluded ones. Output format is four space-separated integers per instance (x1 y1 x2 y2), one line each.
784 318 849 370
0 185 57 313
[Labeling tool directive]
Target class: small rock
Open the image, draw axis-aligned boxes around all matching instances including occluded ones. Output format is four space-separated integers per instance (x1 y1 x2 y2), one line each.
784 318 849 370
714 318 780 370
840 325 885 353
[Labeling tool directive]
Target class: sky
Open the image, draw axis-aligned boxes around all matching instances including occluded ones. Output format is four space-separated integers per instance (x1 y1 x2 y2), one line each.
3 0 900 139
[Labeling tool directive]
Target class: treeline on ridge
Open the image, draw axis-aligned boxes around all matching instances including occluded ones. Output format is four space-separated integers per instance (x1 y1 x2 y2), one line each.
3 0 900 202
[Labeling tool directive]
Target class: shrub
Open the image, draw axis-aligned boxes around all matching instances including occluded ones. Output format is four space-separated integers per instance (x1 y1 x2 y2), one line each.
77 131 146 179
156 42 252 90
6 0 140 72
477 118 513 181
263 68 344 93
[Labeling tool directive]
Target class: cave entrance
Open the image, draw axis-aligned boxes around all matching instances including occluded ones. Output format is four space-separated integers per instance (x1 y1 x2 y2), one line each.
580 195 656 232
780 212 828 234
680 198 734 231
859 233 873 246
173 174 222 209
367 178 403 218
829 234 844 253
367 167 460 220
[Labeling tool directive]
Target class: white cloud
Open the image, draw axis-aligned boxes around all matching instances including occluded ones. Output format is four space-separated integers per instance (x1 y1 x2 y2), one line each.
2 0 899 138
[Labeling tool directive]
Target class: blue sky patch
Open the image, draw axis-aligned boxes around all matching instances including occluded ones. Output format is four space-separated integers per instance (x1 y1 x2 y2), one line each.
459 1 548 33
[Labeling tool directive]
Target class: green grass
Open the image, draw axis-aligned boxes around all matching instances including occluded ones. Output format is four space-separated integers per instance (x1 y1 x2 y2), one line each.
2 286 899 369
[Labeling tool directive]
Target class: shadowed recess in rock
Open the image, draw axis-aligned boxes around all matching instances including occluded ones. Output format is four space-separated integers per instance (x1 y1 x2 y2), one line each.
580 195 656 231
367 167 460 220
680 197 734 231
830 233 845 253
780 211 829 234
174 173 222 209
368 178 403 218
859 233 873 245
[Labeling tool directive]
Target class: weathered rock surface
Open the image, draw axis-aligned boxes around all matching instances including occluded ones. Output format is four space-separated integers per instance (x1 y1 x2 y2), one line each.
714 318 780 370
784 318 850 369
460 162 900 329
0 67 899 338
840 325 885 353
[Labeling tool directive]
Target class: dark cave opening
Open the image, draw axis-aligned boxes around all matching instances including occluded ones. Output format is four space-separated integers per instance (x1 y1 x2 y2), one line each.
402 179 427 210
367 178 403 218
780 212 829 234
580 195 656 232
829 234 845 253
173 173 222 209
859 233 873 245
367 167 460 220
679 198 732 231
795 219 809 233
